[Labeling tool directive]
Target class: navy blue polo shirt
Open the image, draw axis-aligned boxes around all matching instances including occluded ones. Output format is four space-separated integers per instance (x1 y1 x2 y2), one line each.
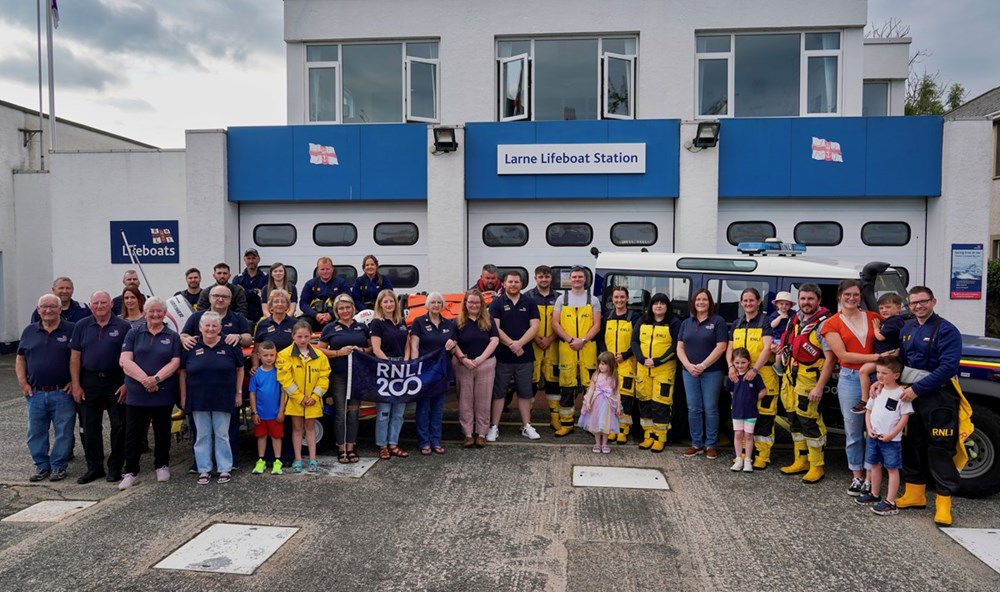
489 292 539 364
254 315 298 352
70 315 132 372
678 314 729 372
122 325 181 407
370 318 409 359
175 290 201 310
319 320 371 374
30 299 91 324
112 293 148 317
18 320 75 387
234 268 267 323
411 314 457 357
182 309 251 338
299 277 361 316
352 274 393 310
181 339 244 413
455 320 498 360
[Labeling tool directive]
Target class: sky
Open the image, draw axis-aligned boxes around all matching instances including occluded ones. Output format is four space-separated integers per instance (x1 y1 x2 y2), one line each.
0 1 997 149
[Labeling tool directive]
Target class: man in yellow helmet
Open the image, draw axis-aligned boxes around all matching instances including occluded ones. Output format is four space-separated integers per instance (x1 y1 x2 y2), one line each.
551 267 601 436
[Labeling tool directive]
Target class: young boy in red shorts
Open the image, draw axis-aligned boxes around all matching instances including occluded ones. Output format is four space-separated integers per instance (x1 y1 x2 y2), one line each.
249 341 287 474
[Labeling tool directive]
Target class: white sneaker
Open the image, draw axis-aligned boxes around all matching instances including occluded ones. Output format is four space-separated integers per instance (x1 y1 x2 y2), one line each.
485 425 499 442
156 466 170 482
521 424 541 440
118 473 137 490
743 458 754 472
730 458 744 472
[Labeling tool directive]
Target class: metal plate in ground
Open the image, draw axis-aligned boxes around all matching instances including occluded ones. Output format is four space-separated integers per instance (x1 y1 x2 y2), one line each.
318 456 378 478
572 466 669 490
2 500 97 523
941 528 1000 574
154 523 298 575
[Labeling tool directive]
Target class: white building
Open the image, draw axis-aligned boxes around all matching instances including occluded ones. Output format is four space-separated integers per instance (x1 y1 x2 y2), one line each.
1 0 993 343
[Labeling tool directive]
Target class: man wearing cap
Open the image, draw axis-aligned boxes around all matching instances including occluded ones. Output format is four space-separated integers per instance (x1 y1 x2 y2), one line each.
69 291 132 483
197 262 248 316
30 277 91 324
234 248 267 325
551 266 601 436
16 294 77 482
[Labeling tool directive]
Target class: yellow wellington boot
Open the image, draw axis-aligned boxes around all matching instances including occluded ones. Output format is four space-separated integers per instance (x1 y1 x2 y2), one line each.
650 427 668 453
895 482 928 509
801 462 825 484
933 495 952 526
549 411 561 431
553 412 575 437
752 443 771 470
780 441 809 475
638 428 655 449
616 424 630 444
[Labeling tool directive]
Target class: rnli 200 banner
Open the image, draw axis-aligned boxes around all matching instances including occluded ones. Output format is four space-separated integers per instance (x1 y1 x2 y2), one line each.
497 143 646 175
351 349 450 404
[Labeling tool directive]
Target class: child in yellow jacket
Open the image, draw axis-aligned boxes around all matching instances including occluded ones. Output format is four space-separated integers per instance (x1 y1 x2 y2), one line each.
277 321 331 473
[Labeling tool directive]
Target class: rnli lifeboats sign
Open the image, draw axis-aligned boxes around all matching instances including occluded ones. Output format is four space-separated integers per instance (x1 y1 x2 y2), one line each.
110 220 179 264
497 143 645 175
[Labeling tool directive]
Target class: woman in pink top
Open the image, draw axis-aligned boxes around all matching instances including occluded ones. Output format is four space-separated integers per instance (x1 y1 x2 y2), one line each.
821 279 894 496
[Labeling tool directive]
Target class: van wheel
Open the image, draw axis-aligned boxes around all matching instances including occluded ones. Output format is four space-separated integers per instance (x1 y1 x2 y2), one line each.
959 404 1000 499
308 415 335 454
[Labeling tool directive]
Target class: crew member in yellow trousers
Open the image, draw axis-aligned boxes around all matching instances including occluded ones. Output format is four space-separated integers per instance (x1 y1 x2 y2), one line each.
601 286 640 443
526 266 560 430
630 293 680 452
778 285 834 484
551 267 601 436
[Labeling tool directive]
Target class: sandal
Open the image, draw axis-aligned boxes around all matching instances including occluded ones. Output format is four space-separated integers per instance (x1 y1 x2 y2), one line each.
346 449 360 463
432 446 446 455
420 447 432 456
388 445 409 458
197 472 210 485
379 446 391 460
307 460 319 473
592 445 602 453
337 451 350 464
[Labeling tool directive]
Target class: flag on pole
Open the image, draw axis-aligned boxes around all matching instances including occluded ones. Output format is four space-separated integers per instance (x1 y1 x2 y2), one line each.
51 0 59 29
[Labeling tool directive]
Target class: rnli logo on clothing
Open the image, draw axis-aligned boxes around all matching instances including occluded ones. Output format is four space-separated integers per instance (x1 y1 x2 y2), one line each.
110 220 179 264
109 330 120 337
160 338 171 345
375 361 424 397
195 348 204 356
932 428 954 437
56 335 68 342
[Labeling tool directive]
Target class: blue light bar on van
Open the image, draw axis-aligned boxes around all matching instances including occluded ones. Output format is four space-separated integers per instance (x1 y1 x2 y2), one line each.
737 242 807 256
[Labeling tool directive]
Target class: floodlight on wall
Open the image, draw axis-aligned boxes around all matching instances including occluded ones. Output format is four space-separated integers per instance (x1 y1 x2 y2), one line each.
692 121 721 148
432 126 459 153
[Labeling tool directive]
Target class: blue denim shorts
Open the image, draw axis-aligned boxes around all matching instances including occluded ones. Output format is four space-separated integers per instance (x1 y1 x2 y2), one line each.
864 437 902 470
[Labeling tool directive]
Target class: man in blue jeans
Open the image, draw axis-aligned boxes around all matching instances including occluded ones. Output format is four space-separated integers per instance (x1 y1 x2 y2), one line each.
16 294 78 482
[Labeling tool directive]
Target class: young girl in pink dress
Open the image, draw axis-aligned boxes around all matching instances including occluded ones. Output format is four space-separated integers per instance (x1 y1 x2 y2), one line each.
579 352 623 453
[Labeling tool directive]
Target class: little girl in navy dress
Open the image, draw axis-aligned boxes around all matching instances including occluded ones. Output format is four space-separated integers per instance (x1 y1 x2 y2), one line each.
726 347 767 472
579 352 623 454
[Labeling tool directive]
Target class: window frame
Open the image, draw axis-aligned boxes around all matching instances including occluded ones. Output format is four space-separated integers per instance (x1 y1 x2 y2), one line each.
793 221 843 247
860 221 911 247
862 80 891 117
545 222 594 247
374 222 420 247
726 221 777 246
498 54 530 122
312 223 358 247
610 221 658 247
602 52 636 120
380 265 420 289
483 223 530 248
253 224 297 248
305 40 440 125
694 31 842 119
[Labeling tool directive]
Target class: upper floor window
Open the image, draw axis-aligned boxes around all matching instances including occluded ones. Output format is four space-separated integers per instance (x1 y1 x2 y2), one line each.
696 32 841 117
863 81 889 116
307 41 439 124
497 36 637 122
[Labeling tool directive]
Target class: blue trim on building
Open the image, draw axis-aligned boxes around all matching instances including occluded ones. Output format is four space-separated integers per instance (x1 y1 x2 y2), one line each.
227 124 428 202
465 120 680 199
718 116 943 198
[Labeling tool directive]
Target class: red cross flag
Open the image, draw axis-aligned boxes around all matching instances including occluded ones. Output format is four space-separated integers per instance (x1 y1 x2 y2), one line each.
811 137 843 162
309 143 339 166
150 228 174 244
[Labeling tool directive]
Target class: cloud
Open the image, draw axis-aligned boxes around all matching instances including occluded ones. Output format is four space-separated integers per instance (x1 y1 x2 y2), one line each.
101 97 155 112
0 44 125 91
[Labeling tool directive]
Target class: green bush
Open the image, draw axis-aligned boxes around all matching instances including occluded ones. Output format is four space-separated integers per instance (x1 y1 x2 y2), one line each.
987 259 1000 337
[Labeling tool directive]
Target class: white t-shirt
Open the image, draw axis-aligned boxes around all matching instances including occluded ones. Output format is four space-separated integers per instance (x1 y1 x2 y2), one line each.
553 291 600 315
866 386 914 441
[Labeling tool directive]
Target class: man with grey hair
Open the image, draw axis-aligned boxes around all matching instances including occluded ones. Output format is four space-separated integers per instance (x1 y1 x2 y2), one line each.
16 294 77 482
69 291 133 484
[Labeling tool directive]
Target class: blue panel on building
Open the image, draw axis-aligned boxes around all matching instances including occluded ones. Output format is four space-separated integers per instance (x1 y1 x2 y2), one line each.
789 118 867 197
465 120 679 200
719 117 942 198
227 127 294 201
359 125 428 200
718 119 792 197
227 124 427 202
866 116 942 197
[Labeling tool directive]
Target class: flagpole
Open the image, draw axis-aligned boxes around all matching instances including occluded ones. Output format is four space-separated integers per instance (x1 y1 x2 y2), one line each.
45 0 56 151
120 230 156 296
36 0 45 169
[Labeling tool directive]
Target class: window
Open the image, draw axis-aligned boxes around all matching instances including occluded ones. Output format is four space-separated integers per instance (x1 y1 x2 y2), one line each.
707 279 771 323
604 273 692 319
381 265 419 289
677 258 758 272
611 222 657 246
306 41 439 123
260 265 298 287
313 223 358 247
891 266 910 288
497 37 637 121
861 222 910 246
253 224 296 247
994 122 1000 178
374 222 419 246
546 223 593 247
727 221 776 245
993 238 1000 260
696 32 841 117
334 265 357 285
794 222 842 246
483 224 529 247
497 267 529 287
863 81 889 116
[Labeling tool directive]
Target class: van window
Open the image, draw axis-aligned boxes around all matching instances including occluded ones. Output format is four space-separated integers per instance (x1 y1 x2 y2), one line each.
706 279 771 323
551 266 594 290
603 273 691 319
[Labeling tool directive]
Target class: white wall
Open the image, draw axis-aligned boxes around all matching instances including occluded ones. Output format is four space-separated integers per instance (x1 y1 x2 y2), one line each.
185 130 240 277
426 126 467 289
